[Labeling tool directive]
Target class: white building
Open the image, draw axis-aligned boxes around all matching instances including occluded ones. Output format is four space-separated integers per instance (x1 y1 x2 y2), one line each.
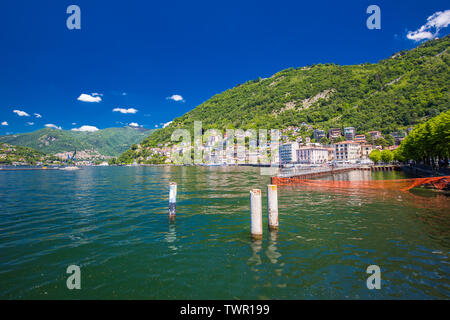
279 142 299 164
297 147 328 164
360 144 374 159
334 141 361 162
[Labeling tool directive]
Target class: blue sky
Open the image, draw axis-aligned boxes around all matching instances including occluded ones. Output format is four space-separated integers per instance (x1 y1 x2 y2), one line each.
0 0 449 134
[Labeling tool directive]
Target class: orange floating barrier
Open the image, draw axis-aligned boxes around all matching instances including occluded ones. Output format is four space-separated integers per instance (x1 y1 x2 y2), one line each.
271 175 450 192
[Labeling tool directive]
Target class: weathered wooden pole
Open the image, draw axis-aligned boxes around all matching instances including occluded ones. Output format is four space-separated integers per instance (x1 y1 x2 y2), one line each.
250 189 263 240
169 182 177 217
267 185 279 230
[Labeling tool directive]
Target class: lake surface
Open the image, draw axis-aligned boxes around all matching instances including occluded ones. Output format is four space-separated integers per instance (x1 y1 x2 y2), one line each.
0 166 449 299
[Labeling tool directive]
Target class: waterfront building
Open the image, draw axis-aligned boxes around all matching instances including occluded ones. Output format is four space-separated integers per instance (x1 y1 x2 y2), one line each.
326 147 335 161
334 141 361 162
297 147 328 164
279 142 299 164
344 127 356 140
360 144 374 159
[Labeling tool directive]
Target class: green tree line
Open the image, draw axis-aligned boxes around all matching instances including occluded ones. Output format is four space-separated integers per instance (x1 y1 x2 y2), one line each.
396 110 450 166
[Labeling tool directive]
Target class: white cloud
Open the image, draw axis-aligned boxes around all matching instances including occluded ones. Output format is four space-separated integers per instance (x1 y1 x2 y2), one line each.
407 10 450 41
13 109 30 117
72 122 77 125
128 122 141 128
71 125 99 132
113 107 138 114
34 113 42 118
91 93 103 97
155 125 159 128
45 124 62 130
163 121 173 128
166 94 185 102
1 121 8 126
26 122 34 126
122 92 127 96
407 30 435 41
77 93 102 103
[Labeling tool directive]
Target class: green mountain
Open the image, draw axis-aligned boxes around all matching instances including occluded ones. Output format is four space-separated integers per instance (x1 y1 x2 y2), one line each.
0 143 56 165
138 35 449 150
0 126 153 157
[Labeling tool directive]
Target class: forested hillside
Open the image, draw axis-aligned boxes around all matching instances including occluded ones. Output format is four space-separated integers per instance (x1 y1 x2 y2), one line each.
0 143 56 165
138 36 449 149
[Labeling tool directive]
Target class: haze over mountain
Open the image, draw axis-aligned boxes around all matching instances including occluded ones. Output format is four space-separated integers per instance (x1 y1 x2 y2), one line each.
0 126 153 157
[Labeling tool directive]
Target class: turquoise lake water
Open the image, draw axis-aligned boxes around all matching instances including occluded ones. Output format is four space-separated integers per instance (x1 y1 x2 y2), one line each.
0 166 449 299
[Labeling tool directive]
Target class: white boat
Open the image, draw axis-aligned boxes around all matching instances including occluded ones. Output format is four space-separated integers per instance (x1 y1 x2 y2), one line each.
60 166 80 171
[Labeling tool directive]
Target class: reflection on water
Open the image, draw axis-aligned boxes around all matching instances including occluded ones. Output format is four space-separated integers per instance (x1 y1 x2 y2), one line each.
266 230 281 264
0 166 448 299
249 240 263 266
165 223 177 248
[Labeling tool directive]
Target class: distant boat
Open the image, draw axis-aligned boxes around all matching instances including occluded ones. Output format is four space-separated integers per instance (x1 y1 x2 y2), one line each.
203 163 223 167
60 166 79 171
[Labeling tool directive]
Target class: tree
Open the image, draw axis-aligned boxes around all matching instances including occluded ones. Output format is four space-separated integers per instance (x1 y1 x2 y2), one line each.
381 150 394 163
385 134 395 146
396 110 450 166
365 133 374 145
319 137 330 145
369 149 382 164
393 148 406 162
374 137 388 148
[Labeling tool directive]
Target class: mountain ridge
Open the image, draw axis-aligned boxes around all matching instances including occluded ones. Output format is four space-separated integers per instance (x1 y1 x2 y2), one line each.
0 126 153 157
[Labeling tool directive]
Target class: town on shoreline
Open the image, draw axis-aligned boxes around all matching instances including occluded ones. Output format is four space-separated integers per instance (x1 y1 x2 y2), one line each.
112 125 410 168
2 109 448 176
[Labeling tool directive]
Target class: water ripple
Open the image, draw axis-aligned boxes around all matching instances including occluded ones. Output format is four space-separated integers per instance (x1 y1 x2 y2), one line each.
0 167 449 299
